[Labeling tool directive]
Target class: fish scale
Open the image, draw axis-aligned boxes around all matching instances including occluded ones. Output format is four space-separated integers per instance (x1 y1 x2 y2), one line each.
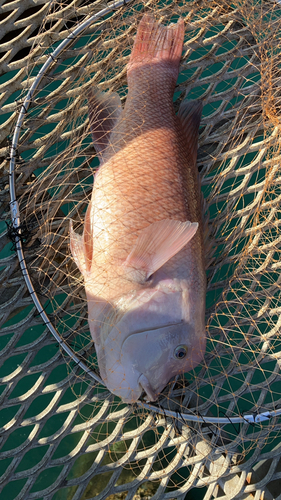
92 129 202 277
70 13 206 403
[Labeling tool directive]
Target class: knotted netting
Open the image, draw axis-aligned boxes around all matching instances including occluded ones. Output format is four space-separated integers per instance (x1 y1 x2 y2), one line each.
2 0 281 498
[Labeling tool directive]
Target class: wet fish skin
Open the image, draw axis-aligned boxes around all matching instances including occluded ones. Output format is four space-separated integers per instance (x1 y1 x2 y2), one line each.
70 14 206 403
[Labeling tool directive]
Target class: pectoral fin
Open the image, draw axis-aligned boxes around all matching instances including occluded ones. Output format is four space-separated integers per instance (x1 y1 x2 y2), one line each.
70 200 93 276
83 201 93 273
123 219 198 283
69 219 88 276
86 294 113 346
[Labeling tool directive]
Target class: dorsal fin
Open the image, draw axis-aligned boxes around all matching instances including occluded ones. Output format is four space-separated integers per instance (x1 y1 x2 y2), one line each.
88 89 122 159
178 99 203 165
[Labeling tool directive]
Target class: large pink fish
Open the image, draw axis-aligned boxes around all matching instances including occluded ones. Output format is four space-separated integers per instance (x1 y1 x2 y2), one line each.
70 14 206 403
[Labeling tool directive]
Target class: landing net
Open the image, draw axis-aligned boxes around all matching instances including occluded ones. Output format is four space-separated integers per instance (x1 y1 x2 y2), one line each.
7 0 281 497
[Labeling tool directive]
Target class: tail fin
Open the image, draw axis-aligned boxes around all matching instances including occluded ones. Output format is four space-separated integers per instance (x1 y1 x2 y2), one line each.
127 14 185 83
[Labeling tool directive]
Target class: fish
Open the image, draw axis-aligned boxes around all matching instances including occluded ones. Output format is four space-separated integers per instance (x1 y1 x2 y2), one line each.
70 13 206 404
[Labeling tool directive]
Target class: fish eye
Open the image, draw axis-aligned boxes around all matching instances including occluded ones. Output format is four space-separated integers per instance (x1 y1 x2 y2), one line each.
174 345 188 360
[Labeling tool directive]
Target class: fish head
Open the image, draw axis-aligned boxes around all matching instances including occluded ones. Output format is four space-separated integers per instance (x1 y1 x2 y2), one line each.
123 322 206 402
97 288 206 403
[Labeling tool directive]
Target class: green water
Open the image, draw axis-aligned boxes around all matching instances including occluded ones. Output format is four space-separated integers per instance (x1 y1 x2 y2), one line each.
2 3 280 498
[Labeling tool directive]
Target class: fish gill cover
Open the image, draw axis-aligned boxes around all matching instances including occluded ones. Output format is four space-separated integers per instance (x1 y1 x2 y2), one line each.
9 0 281 496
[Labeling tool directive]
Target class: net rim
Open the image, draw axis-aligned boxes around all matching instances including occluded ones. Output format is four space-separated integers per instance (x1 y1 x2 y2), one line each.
8 0 281 427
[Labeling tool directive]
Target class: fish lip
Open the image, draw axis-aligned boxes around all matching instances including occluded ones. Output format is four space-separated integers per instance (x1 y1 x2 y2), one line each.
138 373 158 402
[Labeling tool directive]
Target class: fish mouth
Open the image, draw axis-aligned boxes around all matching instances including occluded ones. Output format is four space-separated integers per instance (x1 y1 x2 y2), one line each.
138 373 158 402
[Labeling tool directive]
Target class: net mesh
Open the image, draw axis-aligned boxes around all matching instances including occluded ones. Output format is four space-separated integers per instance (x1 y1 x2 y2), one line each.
2 0 281 498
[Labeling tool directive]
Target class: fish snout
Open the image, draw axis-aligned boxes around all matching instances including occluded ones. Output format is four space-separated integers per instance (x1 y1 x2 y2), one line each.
119 374 157 404
99 352 144 403
138 373 158 401
98 353 159 403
